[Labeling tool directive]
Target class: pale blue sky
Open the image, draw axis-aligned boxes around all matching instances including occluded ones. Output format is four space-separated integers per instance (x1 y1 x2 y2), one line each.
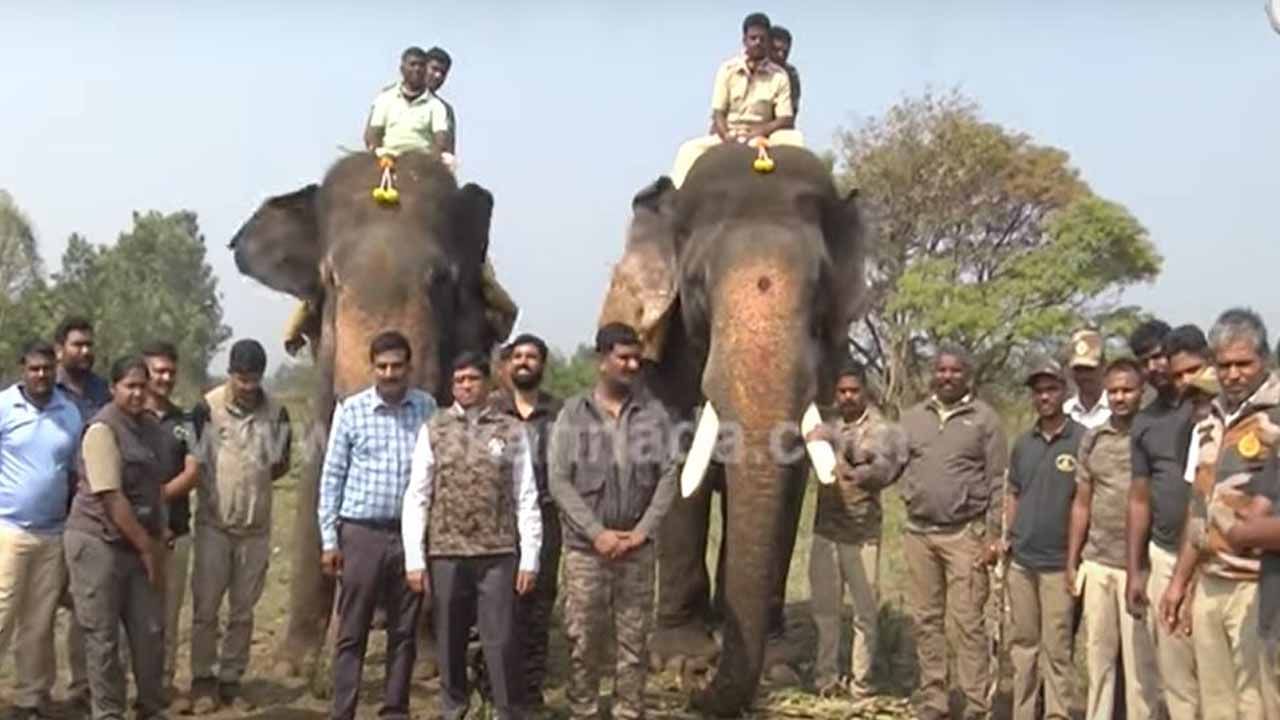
2 1 1276 371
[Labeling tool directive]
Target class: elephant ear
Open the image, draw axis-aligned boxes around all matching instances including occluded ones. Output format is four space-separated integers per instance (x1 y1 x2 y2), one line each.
229 185 322 300
598 177 680 361
452 183 518 343
824 188 868 342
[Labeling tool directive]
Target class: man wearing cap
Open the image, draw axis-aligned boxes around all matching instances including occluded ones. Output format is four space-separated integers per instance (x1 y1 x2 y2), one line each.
1067 359 1161 719
187 339 292 713
1125 324 1208 720
1002 359 1083 720
1064 329 1111 430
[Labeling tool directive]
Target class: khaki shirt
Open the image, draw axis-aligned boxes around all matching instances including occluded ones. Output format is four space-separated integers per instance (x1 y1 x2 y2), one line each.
192 384 291 536
368 83 451 156
1076 421 1133 569
814 407 908 545
710 55 794 135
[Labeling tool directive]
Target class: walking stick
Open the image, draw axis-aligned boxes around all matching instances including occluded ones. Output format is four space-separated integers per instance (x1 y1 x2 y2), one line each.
987 469 1010 707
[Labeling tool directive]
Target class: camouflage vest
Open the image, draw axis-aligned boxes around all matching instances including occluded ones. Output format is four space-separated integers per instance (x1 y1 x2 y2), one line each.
426 406 524 558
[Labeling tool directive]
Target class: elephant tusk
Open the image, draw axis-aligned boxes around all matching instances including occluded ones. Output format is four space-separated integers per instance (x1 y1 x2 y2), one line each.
680 402 721 498
801 403 837 485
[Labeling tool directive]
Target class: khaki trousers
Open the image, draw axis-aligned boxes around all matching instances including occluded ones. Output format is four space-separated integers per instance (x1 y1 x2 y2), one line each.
1007 563 1074 720
1080 561 1159 720
163 533 192 690
1193 573 1263 720
189 524 270 683
903 526 990 720
809 535 879 694
1146 542 1200 720
669 130 806 187
0 525 65 710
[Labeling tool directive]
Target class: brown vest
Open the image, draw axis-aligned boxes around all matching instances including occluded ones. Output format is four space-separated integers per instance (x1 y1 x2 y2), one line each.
68 403 167 545
426 407 523 558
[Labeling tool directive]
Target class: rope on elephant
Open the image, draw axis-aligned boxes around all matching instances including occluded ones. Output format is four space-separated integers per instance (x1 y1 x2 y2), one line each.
372 155 400 204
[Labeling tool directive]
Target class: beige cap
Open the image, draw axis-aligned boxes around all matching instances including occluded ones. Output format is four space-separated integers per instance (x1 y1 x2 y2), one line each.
1068 329 1104 369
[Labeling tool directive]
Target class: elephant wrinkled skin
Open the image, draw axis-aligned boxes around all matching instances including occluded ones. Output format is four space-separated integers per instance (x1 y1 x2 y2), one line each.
229 151 516 672
599 143 866 716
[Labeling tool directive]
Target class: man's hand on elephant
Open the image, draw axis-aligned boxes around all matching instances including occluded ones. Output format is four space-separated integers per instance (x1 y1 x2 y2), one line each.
593 530 626 559
804 424 835 444
515 571 537 595
406 569 428 595
321 550 344 578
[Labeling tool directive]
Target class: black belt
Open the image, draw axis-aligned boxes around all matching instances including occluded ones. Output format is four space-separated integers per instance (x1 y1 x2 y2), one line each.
340 517 401 532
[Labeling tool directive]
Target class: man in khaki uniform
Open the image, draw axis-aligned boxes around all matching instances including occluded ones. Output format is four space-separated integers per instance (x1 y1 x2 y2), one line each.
670 12 802 187
805 361 906 699
1067 359 1160 720
1161 308 1277 720
1004 359 1083 720
899 346 1007 720
187 340 292 713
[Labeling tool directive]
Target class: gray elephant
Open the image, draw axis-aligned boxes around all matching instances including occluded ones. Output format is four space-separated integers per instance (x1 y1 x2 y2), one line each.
599 143 866 715
229 152 516 673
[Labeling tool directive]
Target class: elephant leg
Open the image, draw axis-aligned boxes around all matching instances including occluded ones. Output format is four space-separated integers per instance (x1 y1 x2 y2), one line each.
654 464 719 665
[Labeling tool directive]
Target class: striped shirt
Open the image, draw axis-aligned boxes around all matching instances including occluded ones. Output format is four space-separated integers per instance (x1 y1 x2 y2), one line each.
319 386 436 551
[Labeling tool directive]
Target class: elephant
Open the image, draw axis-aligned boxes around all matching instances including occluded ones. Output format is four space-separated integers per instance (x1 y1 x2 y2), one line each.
598 142 867 715
228 151 516 674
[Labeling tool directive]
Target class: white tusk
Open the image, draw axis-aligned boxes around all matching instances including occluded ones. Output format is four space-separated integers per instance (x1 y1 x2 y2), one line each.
681 402 720 498
801 403 837 485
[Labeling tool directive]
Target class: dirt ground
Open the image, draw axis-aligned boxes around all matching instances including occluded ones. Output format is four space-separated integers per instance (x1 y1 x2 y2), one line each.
2 473 1059 719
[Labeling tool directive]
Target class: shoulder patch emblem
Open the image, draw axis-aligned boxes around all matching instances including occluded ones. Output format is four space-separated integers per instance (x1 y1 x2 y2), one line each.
487 437 506 458
1075 340 1090 356
1238 432 1262 460
1056 454 1077 473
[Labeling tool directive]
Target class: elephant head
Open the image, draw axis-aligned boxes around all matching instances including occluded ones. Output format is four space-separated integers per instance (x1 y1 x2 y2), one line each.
230 152 516 402
229 152 517 671
600 143 866 714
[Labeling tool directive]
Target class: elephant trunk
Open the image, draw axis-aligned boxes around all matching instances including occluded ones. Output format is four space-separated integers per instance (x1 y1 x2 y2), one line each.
693 249 815 716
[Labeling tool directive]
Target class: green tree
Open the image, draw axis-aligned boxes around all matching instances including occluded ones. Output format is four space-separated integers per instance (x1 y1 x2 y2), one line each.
37 212 231 395
544 343 597 399
0 191 48 377
836 91 1161 407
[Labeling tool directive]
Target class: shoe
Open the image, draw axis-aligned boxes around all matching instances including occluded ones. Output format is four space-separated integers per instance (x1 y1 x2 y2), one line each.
218 682 255 712
168 692 194 715
188 678 219 715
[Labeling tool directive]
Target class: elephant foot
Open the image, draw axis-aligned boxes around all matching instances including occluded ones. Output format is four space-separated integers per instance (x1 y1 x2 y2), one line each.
650 622 718 671
690 681 753 718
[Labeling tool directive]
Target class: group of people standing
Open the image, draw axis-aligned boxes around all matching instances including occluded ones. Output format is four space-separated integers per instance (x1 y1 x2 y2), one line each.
0 318 291 720
809 308 1280 720
316 324 676 720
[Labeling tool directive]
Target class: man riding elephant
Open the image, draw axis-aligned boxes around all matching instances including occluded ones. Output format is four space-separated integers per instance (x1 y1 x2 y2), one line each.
671 12 803 188
283 46 514 357
599 142 866 715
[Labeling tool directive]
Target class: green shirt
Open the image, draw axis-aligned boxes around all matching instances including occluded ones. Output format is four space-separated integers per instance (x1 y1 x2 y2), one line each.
368 83 451 157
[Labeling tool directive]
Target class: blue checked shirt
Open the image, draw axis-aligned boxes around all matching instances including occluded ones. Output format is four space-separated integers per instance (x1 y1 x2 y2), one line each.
319 386 436 551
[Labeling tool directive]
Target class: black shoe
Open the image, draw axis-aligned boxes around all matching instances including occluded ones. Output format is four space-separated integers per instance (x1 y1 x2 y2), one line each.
218 682 255 712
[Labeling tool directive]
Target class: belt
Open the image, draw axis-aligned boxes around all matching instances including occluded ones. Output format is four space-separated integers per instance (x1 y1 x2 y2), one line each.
340 517 401 532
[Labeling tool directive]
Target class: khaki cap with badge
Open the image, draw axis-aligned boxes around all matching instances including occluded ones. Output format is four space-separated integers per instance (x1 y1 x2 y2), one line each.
1067 329 1104 369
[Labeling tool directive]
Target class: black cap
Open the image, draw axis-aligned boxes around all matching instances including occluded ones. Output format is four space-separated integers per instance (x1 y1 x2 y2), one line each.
1025 358 1066 386
227 339 267 375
